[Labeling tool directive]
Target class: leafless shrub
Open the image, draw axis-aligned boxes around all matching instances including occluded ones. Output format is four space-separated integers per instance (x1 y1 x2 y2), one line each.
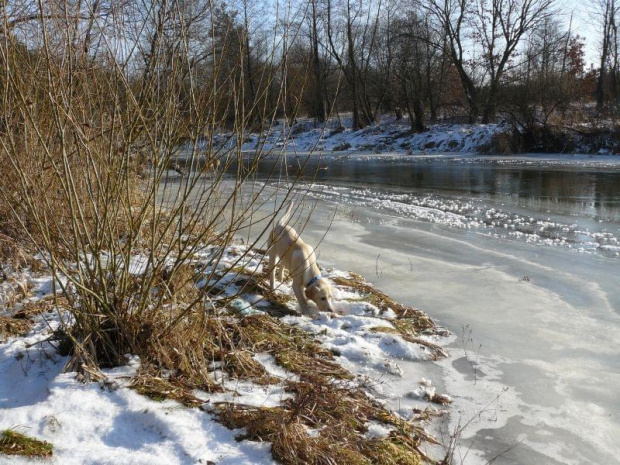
0 0 311 373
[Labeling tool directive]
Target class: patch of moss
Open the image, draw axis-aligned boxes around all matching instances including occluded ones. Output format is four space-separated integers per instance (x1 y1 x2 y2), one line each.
0 430 53 458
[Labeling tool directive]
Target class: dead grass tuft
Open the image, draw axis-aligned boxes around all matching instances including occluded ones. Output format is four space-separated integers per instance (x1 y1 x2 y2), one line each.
130 367 212 407
13 296 64 320
156 264 200 304
223 350 280 385
276 350 354 381
424 391 453 406
137 308 354 399
237 315 352 380
233 272 298 317
282 380 393 430
0 234 42 272
369 326 448 360
334 272 449 360
0 430 53 458
363 436 423 465
132 311 356 410
332 273 437 332
143 310 230 393
0 316 32 339
213 378 431 465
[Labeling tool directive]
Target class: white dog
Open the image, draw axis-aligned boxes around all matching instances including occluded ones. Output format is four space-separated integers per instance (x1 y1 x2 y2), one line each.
267 203 334 314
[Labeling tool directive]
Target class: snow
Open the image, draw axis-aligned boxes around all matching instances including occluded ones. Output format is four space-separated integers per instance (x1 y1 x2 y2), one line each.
252 353 300 382
206 377 293 409
1 244 450 464
0 324 274 464
364 421 394 439
186 114 620 159
281 305 437 379
223 117 504 155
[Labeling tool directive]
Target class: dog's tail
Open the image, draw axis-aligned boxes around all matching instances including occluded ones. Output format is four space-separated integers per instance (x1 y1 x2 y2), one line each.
277 201 294 226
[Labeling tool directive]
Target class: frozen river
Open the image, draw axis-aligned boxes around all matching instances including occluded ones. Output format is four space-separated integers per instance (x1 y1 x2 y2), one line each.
177 153 620 464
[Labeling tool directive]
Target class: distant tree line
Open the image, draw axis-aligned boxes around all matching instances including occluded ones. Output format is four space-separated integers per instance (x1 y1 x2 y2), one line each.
1 0 619 137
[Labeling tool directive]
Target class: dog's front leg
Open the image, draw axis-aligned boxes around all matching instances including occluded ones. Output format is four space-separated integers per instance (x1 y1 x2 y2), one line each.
292 283 310 313
269 251 277 291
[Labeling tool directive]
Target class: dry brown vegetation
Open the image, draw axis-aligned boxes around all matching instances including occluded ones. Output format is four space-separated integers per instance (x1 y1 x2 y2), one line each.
123 262 448 463
213 380 432 465
0 430 53 458
0 3 451 463
0 0 299 373
0 316 31 340
333 272 449 360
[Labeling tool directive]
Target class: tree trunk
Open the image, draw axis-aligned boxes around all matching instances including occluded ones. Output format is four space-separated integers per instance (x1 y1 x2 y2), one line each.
411 96 426 132
310 0 326 122
482 86 498 124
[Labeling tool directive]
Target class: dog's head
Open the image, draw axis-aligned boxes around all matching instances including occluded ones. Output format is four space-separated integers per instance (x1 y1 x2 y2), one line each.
305 278 334 312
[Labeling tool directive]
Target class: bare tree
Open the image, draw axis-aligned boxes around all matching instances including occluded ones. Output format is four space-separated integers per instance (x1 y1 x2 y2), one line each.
594 0 620 112
422 0 556 123
304 0 328 121
327 0 382 129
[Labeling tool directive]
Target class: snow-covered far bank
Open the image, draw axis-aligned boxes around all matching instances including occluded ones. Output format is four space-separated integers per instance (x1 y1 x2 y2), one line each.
187 114 620 158
1 244 452 464
204 116 502 156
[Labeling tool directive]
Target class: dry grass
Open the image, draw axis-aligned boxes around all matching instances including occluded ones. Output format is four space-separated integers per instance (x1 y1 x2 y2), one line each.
332 273 438 333
213 377 432 465
0 316 32 340
12 296 65 320
0 430 53 458
369 326 448 360
140 311 352 396
233 272 298 318
333 272 449 361
237 315 352 381
124 267 445 462
130 369 209 407
0 234 42 272
424 391 453 406
223 350 280 385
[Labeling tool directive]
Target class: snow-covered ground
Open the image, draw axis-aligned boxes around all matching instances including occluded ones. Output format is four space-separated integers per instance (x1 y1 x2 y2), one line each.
0 269 272 464
1 245 450 464
195 115 620 157
202 116 503 156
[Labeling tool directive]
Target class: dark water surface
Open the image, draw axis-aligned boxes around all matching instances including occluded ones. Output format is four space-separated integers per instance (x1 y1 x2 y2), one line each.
229 155 620 258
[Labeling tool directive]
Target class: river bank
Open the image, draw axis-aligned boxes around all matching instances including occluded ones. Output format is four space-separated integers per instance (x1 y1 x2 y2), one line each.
1 238 451 463
203 115 620 157
205 153 620 465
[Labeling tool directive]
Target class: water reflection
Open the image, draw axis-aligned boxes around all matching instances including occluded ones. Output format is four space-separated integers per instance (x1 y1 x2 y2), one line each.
234 158 620 221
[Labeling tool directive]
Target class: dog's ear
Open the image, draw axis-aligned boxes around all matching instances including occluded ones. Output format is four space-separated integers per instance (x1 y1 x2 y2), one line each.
305 286 315 300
